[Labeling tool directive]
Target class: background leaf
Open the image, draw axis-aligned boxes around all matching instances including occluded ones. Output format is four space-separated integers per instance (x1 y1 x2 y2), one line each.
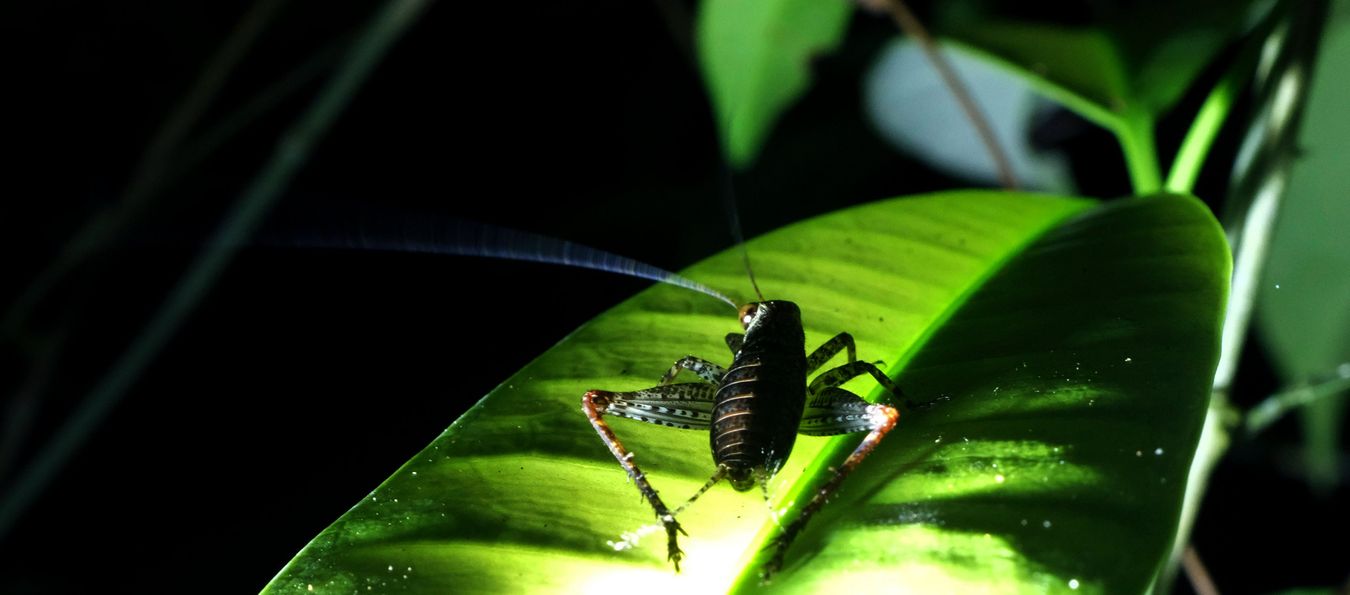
1256 5 1350 488
933 1 1260 123
928 1 1265 193
863 38 1075 192
264 191 1228 594
696 0 853 168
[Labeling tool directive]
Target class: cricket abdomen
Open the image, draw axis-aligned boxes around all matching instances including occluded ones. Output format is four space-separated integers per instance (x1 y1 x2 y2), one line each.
711 301 807 491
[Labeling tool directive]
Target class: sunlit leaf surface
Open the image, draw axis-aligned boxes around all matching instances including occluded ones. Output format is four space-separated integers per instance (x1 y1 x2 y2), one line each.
263 191 1228 594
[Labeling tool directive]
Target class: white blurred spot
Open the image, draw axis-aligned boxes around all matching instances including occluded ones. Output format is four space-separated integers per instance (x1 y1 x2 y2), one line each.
864 39 1073 191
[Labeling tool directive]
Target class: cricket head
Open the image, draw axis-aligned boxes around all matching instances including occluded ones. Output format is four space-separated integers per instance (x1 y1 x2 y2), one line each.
737 300 801 333
727 465 757 492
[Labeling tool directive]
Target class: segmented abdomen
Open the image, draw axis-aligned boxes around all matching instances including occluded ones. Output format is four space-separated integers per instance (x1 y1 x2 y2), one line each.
710 351 806 473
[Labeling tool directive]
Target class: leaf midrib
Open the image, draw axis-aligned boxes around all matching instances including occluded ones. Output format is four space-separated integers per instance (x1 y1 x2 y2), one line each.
727 196 1095 589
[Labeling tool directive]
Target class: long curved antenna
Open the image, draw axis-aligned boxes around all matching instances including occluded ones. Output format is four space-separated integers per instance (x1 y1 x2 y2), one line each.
271 209 738 310
867 0 1018 190
721 168 765 301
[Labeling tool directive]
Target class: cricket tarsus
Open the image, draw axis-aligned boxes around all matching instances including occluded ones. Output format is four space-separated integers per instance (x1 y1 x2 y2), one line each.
764 401 900 576
583 300 906 574
582 389 694 570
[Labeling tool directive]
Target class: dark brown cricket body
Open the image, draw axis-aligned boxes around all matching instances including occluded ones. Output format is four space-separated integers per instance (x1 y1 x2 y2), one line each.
581 294 903 574
711 300 807 491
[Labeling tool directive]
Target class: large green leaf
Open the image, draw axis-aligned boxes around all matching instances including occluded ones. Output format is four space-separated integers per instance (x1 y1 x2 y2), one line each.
696 0 852 168
263 191 1228 594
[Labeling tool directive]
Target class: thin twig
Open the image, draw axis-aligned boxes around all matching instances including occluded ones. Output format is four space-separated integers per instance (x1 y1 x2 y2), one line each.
865 0 1018 190
1246 365 1350 436
1183 545 1221 595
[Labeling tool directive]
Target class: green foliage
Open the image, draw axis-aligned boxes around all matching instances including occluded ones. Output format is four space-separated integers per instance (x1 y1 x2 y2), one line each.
263 192 1229 593
254 1 1349 592
934 2 1257 119
1257 9 1350 488
930 1 1262 193
696 0 852 168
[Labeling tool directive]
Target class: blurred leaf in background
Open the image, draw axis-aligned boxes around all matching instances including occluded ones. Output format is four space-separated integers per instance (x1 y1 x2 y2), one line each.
1256 0 1350 491
696 0 853 168
932 0 1261 119
929 0 1266 192
863 38 1074 192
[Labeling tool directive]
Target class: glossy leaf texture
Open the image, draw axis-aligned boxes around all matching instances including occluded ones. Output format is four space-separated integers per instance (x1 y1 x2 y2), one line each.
696 0 852 168
262 191 1229 594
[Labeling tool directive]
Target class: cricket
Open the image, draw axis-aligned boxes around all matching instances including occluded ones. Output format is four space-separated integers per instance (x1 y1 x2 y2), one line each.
11 0 1289 592
578 246 906 576
275 0 995 578
320 209 911 576
303 0 997 576
575 0 1005 573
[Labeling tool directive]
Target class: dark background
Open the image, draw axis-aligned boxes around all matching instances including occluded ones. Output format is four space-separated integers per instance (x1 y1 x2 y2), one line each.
1 2 1343 593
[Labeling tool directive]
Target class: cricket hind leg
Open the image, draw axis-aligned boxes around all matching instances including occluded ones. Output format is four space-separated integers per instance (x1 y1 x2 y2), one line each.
582 383 717 571
762 388 901 576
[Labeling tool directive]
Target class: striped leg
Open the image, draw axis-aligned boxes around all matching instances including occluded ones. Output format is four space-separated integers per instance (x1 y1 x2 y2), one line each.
582 383 717 570
764 389 900 576
659 356 728 385
809 360 908 408
805 332 858 374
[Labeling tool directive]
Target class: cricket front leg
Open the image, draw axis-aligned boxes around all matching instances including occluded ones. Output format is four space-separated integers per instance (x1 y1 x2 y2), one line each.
804 332 858 374
725 332 744 354
582 389 689 570
658 356 728 385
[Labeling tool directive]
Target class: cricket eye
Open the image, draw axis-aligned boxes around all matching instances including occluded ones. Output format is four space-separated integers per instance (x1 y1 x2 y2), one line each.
738 303 760 328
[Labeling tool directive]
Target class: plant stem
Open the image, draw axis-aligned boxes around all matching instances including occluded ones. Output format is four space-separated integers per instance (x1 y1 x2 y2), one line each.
1116 108 1162 195
1165 84 1238 194
876 0 1019 190
1247 367 1350 436
1159 0 1330 590
1182 546 1221 595
1166 3 1283 194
